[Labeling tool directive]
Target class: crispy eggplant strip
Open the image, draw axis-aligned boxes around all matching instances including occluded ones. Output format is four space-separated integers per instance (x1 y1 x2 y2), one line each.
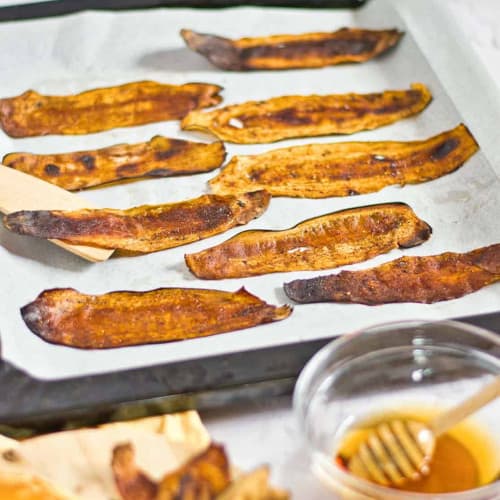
112 443 158 500
3 138 226 191
157 443 230 500
112 442 230 500
185 203 431 279
181 83 431 144
284 244 500 304
209 124 478 198
3 191 270 253
180 28 403 71
0 81 222 137
21 287 292 349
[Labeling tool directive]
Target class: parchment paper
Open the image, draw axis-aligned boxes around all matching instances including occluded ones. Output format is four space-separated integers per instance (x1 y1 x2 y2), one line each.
0 411 210 499
0 0 498 379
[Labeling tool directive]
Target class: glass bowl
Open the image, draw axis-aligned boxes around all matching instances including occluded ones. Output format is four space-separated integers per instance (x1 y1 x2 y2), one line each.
293 320 500 499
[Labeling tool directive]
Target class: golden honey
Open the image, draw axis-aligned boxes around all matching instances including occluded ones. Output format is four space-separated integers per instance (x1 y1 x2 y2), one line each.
335 406 499 494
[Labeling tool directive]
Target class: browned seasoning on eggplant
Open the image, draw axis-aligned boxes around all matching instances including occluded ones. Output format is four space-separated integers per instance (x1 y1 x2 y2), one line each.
0 80 223 137
21 287 292 349
185 203 432 279
181 27 403 71
3 191 270 253
181 83 432 144
209 124 478 198
3 137 226 191
284 244 500 304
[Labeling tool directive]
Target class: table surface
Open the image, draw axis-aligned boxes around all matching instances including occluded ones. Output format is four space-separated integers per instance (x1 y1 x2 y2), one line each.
0 0 499 497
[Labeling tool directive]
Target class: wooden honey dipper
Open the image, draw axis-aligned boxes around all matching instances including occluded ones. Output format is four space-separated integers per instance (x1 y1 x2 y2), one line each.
348 375 500 487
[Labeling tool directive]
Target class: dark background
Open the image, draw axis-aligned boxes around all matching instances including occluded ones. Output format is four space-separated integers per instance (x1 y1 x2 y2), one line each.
0 0 366 22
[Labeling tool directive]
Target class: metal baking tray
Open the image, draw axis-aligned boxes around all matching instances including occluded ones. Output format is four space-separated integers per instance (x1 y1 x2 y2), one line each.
0 0 366 22
0 0 498 430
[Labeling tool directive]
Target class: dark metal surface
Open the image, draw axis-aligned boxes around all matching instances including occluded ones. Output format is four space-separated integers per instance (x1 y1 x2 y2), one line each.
0 331 326 428
0 312 498 435
0 0 366 22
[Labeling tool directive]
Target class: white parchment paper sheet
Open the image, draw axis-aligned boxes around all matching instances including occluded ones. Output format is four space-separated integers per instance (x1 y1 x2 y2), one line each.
0 0 498 379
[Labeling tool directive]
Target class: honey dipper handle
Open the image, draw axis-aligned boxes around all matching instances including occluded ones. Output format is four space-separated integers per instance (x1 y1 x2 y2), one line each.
430 375 500 437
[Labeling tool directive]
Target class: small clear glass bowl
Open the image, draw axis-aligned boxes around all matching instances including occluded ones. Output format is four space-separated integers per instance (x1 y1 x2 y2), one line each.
293 320 500 499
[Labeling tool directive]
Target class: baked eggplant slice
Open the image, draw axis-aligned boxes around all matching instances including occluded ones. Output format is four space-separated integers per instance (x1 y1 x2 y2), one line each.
209 124 478 197
112 443 230 500
113 443 158 500
3 137 226 191
21 287 292 349
3 191 270 253
284 244 500 304
0 81 222 137
181 83 431 144
185 202 431 279
180 28 403 71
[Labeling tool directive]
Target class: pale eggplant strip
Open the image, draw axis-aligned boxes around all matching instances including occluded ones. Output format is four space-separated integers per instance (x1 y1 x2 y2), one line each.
3 191 270 253
21 287 292 349
185 203 432 279
3 137 226 191
180 28 403 71
284 244 500 305
181 83 432 144
112 444 158 500
0 80 223 137
209 124 478 198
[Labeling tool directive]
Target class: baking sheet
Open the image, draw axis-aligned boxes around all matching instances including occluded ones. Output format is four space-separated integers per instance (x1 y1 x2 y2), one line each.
0 0 499 380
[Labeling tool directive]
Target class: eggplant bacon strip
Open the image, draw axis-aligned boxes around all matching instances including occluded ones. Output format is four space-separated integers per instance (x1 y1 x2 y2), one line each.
185 202 432 279
284 244 500 305
210 124 478 198
0 80 222 137
3 191 270 253
3 137 226 191
112 442 230 500
181 83 432 144
21 287 292 349
180 28 403 71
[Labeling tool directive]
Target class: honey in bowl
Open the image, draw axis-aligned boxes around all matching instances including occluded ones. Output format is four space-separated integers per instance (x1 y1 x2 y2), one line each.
334 406 499 494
